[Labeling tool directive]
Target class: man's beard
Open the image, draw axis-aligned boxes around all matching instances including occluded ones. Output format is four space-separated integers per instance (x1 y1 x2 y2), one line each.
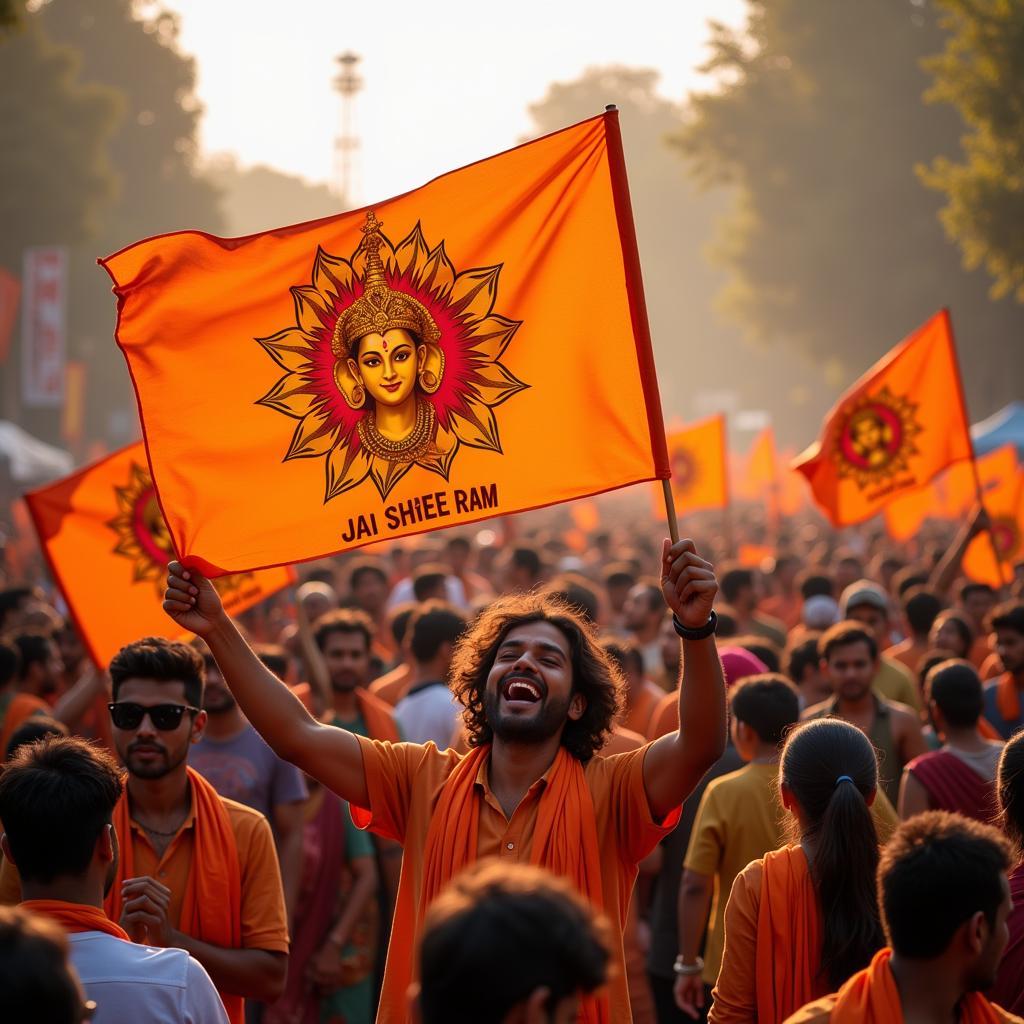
483 687 572 746
204 688 237 714
124 741 188 780
331 672 362 693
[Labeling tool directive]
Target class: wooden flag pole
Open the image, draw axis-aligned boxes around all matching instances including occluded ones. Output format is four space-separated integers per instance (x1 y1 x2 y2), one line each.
662 478 680 544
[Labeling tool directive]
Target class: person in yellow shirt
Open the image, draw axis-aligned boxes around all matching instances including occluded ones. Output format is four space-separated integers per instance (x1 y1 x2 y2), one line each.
673 674 800 1019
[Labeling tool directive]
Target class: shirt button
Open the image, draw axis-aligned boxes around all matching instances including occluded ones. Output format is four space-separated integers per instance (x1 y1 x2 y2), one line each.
506 842 514 850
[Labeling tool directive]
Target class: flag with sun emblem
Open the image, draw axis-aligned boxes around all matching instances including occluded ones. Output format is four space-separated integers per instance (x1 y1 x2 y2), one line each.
100 111 669 576
962 461 1023 588
657 415 729 516
24 444 295 666
793 310 974 527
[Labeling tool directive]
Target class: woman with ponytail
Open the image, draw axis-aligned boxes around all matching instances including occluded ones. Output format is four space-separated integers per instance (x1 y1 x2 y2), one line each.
707 719 886 1023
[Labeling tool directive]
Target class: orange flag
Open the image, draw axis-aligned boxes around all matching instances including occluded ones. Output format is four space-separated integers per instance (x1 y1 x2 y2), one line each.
102 112 668 576
793 310 974 527
963 465 1024 587
24 444 296 667
777 447 809 517
661 415 729 514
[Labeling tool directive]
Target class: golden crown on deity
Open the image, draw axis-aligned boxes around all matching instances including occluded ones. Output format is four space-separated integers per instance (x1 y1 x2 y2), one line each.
331 212 442 359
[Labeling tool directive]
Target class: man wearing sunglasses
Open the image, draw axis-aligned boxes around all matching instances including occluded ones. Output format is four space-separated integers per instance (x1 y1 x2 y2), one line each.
101 637 290 1024
0 735 227 1023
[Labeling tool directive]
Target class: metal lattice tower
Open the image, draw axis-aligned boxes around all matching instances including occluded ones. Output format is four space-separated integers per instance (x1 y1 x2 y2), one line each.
333 51 363 205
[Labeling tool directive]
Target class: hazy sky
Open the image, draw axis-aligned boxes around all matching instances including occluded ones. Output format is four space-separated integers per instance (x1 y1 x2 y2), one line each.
166 0 747 205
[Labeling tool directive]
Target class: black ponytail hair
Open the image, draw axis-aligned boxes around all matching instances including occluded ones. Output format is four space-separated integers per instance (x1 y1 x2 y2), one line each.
780 718 885 988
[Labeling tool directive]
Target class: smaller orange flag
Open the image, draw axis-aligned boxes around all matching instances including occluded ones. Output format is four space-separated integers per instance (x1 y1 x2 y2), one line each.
777 446 809 517
25 444 296 668
963 465 1024 587
661 415 729 514
793 310 974 527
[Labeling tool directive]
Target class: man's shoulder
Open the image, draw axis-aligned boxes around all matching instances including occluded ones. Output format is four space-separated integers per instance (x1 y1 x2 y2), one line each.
220 794 274 843
879 696 920 723
802 697 834 720
880 654 914 682
67 932 191 988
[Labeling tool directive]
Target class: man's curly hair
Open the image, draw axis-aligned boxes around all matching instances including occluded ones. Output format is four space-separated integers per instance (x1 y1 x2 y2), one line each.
449 593 623 762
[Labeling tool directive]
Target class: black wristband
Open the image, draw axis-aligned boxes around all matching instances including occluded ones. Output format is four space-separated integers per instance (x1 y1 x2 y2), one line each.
672 610 718 641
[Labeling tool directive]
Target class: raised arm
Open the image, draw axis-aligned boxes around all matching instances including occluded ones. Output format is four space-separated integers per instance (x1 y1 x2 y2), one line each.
164 562 369 808
642 539 727 820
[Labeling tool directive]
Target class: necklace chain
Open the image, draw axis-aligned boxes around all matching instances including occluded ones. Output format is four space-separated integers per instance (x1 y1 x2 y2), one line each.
357 399 434 462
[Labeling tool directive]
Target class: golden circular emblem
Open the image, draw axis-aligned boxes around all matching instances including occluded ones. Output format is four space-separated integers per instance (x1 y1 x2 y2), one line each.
833 387 922 489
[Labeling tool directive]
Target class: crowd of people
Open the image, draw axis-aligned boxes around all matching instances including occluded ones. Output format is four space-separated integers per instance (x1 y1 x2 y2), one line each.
1 493 1024 1023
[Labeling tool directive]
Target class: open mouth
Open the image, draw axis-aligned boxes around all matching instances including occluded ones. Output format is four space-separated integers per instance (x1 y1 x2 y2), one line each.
501 676 543 705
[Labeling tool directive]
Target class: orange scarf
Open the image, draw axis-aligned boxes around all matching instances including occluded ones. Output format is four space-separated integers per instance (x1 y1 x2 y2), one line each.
830 948 1004 1023
356 687 401 742
23 899 130 941
996 673 1021 726
406 745 608 1023
755 846 824 1024
0 692 49 753
105 767 243 1024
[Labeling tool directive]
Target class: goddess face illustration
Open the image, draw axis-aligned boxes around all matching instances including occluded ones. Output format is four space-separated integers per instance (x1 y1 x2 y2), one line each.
256 210 527 502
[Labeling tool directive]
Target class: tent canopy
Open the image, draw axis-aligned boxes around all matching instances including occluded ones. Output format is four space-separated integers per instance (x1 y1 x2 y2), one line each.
972 402 1024 460
0 421 73 484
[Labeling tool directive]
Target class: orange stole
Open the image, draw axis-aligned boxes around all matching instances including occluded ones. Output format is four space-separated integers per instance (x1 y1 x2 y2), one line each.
355 688 400 742
415 745 608 1023
0 692 49 753
22 899 130 941
997 674 1021 725
830 947 1004 1023
756 846 824 1023
105 768 243 1024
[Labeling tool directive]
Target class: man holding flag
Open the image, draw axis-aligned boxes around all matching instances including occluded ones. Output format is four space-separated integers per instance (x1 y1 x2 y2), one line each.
162 534 726 1024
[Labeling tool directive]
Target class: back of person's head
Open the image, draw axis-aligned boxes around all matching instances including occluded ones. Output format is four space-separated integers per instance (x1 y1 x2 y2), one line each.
799 572 835 601
0 906 85 1024
511 546 542 581
732 636 781 674
312 607 375 653
12 632 54 682
417 860 609 1024
990 601 1024 637
998 731 1024 855
349 558 388 592
603 564 636 592
786 633 822 684
729 674 800 745
4 716 69 760
109 636 205 707
0 736 123 884
545 574 600 625
714 606 739 638
902 587 943 640
780 718 884 987
253 643 289 680
720 566 754 605
926 660 983 730
409 602 468 666
601 638 644 681
893 568 929 599
412 564 449 603
389 603 418 649
0 586 35 632
0 639 20 689
819 620 878 663
879 812 1011 966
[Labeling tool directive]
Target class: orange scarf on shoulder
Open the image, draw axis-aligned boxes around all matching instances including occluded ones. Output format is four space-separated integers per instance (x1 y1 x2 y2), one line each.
996 673 1021 726
23 899 130 941
755 846 824 1024
831 947 1004 1022
105 767 243 1023
390 744 608 1024
356 687 401 742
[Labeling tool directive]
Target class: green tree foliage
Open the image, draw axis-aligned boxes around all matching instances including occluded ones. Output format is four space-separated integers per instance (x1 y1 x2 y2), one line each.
920 0 1024 301
34 0 224 444
680 0 1024 418
0 11 119 271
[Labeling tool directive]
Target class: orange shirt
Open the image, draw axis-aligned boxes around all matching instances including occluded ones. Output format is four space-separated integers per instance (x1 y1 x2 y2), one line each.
623 680 666 738
354 735 677 1024
0 691 50 753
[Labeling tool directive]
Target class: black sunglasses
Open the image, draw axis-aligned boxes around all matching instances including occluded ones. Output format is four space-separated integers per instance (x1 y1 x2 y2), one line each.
108 702 199 731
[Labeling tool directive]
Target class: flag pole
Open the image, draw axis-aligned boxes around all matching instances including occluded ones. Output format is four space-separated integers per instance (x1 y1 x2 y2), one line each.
662 479 680 544
947 309 1008 587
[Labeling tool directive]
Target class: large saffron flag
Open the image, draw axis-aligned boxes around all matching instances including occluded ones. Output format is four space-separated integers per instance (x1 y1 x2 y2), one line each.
102 112 668 576
793 310 974 527
662 415 729 514
963 464 1024 587
24 444 295 666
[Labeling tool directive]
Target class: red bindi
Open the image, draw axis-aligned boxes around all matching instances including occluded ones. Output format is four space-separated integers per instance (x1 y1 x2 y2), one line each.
382 338 388 351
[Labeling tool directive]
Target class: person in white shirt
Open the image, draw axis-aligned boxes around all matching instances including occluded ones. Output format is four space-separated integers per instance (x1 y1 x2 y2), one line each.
394 602 468 747
0 735 227 1024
